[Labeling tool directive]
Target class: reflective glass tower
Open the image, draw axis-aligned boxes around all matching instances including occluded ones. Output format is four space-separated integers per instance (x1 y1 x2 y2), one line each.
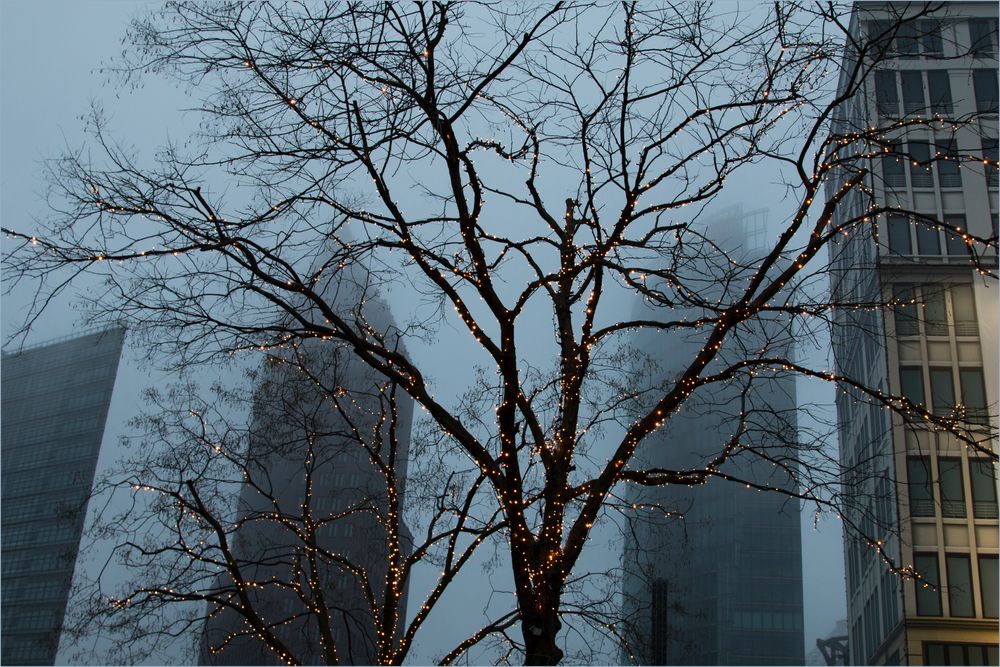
620 207 805 665
1 327 125 665
199 258 413 665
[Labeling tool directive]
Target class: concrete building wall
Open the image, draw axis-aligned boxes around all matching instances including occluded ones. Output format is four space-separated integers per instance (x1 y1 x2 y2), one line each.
828 4 998 664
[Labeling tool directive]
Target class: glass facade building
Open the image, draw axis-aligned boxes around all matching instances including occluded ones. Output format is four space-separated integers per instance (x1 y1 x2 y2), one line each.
1 327 125 665
827 3 998 664
620 207 805 665
199 260 413 665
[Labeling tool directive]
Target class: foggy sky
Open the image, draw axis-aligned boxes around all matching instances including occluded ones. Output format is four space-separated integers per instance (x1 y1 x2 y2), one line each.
1 2 848 664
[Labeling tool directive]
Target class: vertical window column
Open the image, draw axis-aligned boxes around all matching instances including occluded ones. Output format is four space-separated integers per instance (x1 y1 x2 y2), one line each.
936 139 962 188
945 555 974 617
943 214 969 256
901 71 926 115
972 70 999 114
915 553 942 615
968 19 998 57
928 368 955 416
927 71 953 115
887 216 912 256
936 459 965 518
893 285 918 333
979 555 998 618
982 137 998 186
883 141 907 188
875 70 899 117
907 457 934 517
950 285 978 336
958 369 988 425
968 460 998 519
908 141 934 187
916 219 942 255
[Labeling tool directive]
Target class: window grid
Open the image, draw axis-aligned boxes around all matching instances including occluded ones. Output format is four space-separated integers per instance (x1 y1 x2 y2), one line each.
881 139 964 195
973 70 999 115
902 454 998 523
874 70 957 119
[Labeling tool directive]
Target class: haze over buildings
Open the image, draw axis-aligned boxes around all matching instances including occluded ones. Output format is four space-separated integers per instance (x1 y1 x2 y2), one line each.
620 206 805 665
199 260 414 665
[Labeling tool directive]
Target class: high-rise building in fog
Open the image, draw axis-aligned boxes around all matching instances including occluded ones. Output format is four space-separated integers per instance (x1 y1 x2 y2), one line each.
827 3 998 665
1 327 125 666
199 259 413 665
620 207 804 665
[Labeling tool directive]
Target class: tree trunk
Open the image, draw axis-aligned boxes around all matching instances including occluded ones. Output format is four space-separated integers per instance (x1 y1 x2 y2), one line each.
521 594 564 665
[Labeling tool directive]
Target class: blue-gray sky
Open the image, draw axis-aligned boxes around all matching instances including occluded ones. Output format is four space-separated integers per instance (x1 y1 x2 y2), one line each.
2 2 848 663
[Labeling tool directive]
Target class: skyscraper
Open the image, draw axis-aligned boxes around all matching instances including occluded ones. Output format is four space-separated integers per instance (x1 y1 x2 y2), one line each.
1 327 125 665
827 4 998 664
199 259 414 665
620 207 805 665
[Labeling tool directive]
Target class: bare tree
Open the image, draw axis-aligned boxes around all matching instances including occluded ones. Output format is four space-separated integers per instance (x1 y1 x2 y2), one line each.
4 2 997 664
66 337 506 666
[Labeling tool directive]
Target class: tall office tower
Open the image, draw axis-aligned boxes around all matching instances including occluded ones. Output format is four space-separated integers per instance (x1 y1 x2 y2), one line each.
826 3 998 665
200 262 414 665
1 327 125 665
620 207 805 665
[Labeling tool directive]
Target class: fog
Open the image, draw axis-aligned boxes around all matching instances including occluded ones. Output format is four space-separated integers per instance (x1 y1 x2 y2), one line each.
2 2 847 664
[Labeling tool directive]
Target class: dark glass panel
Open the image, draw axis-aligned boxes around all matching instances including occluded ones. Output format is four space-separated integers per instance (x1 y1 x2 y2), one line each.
915 553 941 615
907 457 933 517
945 555 973 617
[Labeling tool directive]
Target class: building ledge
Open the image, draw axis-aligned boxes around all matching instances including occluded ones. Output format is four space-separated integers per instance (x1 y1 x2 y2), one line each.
903 616 1000 632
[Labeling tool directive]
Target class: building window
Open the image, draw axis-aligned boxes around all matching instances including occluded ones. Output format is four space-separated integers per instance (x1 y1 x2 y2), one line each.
923 288 947 335
883 143 907 188
929 368 955 416
900 367 925 409
937 458 966 518
868 20 893 53
893 285 918 334
875 70 900 116
944 215 969 256
874 69 956 118
881 570 900 635
945 554 974 617
982 137 998 186
927 71 953 115
914 553 941 615
919 21 943 56
936 139 962 188
973 70 999 114
887 215 912 255
969 460 998 519
650 578 668 665
896 21 920 58
925 643 999 666
916 222 941 255
950 285 978 336
901 71 925 115
968 19 998 57
908 141 934 187
979 555 998 618
958 369 988 425
907 457 934 517
852 618 862 665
